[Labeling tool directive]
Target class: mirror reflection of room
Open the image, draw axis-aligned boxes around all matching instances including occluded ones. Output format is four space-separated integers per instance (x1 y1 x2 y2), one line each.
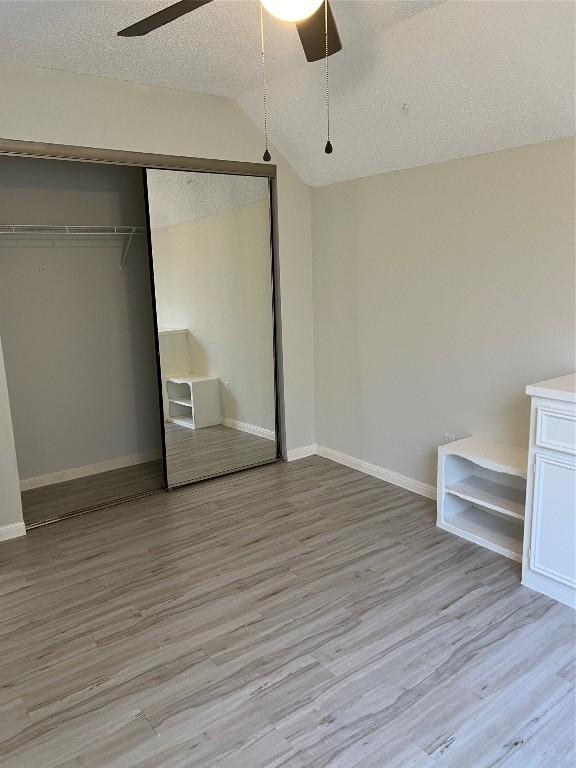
147 170 278 487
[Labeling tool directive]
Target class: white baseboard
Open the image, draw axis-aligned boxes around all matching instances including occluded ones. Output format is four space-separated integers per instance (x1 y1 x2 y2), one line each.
222 418 275 441
287 444 318 462
19 451 162 492
0 522 27 541
316 445 437 500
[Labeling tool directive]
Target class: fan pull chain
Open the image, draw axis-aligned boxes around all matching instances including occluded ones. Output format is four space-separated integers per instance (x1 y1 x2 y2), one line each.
324 0 332 154
260 2 271 162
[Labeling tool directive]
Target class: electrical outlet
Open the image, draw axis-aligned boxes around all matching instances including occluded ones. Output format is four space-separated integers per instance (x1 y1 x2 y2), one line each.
444 433 456 444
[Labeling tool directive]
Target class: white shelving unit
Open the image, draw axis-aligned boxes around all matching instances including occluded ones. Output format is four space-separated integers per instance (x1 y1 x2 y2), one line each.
437 438 528 562
165 374 221 430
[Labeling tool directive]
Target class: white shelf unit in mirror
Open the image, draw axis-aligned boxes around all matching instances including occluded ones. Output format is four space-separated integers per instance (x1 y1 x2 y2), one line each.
165 374 221 431
437 438 529 562
158 328 190 421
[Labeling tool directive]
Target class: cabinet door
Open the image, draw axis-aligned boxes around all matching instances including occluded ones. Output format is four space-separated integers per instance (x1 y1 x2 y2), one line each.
530 453 576 588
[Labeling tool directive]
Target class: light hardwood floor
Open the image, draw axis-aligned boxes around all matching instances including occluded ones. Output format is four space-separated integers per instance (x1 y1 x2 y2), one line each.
21 424 277 528
0 456 574 767
165 422 277 487
21 461 165 528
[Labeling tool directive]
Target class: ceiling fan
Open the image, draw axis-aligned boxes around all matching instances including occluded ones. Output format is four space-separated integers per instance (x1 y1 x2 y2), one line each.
117 0 342 63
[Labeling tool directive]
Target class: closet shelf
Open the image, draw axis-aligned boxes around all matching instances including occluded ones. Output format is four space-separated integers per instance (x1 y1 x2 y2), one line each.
0 225 146 236
0 224 147 273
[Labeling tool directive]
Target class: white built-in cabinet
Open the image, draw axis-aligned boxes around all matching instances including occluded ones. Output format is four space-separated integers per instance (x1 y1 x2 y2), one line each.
437 373 575 609
165 374 221 430
437 439 528 562
522 374 576 608
158 328 222 431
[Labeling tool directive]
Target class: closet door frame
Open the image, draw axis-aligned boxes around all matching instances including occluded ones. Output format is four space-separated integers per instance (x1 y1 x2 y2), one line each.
0 138 287 488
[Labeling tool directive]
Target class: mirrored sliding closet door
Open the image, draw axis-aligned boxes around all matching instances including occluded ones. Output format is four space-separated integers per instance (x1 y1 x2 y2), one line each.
145 170 279 487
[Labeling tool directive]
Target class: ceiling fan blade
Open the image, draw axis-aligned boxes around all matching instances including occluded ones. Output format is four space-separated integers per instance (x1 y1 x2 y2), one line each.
296 1 342 63
118 0 214 37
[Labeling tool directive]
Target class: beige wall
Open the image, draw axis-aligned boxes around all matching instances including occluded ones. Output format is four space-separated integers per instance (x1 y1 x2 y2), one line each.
152 200 276 432
0 61 315 529
312 138 576 487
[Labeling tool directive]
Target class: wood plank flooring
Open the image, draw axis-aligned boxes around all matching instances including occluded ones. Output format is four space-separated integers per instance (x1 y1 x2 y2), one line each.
0 456 574 767
21 460 165 528
165 423 277 487
21 424 276 528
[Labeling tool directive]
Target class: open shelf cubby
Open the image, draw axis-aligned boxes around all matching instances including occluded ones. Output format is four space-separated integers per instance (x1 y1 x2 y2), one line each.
164 374 222 431
166 399 194 429
437 438 528 562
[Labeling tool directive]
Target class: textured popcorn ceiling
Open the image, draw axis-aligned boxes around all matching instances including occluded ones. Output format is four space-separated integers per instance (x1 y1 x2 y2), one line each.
0 1 574 186
237 0 576 186
0 0 436 97
146 170 268 229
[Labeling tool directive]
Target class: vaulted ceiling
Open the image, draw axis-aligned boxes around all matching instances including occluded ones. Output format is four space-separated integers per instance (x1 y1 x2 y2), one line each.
0 1 574 186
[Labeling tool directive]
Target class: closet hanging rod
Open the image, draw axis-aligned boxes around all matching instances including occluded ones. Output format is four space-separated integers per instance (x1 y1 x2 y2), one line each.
0 225 146 236
0 225 147 273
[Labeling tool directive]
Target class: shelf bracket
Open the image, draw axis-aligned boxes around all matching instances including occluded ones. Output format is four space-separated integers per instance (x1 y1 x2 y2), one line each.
120 232 134 274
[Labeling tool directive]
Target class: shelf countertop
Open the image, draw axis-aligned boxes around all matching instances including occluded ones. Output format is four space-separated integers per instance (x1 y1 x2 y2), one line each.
438 437 528 478
165 372 219 384
526 373 576 403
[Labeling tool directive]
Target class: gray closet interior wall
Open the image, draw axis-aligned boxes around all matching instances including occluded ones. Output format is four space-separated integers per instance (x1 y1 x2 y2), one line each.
0 157 162 483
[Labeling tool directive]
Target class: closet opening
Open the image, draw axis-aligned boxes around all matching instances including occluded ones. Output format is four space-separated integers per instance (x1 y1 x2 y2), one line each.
0 156 166 527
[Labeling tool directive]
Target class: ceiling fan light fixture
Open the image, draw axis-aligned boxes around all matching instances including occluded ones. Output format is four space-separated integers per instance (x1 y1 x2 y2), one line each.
261 0 323 23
